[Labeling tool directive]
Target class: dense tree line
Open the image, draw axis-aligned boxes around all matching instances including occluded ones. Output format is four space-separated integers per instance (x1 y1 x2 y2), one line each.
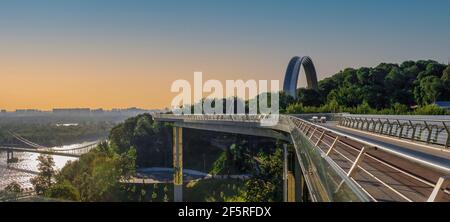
289 60 450 113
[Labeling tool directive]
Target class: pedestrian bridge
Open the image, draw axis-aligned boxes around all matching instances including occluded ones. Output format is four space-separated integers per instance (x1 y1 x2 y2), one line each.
152 113 450 202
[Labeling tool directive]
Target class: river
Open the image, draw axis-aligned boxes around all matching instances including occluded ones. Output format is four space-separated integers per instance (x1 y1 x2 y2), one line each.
0 142 94 191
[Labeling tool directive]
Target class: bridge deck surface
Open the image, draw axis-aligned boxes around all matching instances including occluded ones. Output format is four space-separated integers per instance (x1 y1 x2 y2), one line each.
323 122 450 163
314 122 450 201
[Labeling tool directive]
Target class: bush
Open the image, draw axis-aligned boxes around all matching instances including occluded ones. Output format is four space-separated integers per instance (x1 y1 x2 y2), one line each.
45 180 80 201
413 104 448 115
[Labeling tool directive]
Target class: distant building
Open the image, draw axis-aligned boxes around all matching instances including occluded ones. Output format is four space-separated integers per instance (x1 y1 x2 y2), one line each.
434 101 450 110
52 108 91 114
91 108 104 114
1 109 6 113
15 109 41 114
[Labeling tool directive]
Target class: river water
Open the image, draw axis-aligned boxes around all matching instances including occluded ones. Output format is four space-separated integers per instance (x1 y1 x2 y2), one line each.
0 142 93 191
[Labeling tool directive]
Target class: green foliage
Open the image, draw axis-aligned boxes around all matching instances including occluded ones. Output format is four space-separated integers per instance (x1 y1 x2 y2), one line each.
45 180 80 201
243 148 283 202
413 104 448 115
209 152 228 175
108 113 172 167
34 143 137 201
184 179 246 202
30 155 56 195
209 139 255 175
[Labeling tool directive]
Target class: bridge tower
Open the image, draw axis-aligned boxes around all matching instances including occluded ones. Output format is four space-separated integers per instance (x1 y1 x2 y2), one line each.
6 149 18 163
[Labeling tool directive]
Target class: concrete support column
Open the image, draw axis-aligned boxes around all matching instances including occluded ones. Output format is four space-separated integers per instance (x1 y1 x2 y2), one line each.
173 126 183 202
293 155 307 202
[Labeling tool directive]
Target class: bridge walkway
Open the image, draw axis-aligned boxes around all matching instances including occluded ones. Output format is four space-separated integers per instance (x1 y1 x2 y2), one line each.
308 122 450 201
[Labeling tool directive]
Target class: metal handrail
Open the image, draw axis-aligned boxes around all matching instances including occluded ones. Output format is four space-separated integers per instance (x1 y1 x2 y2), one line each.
289 116 450 201
341 114 450 123
338 115 450 148
290 117 450 174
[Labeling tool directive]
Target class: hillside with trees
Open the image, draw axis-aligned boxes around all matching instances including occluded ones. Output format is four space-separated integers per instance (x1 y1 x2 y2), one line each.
284 60 450 114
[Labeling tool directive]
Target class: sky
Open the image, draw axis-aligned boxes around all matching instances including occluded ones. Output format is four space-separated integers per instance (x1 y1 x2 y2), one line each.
1 0 450 111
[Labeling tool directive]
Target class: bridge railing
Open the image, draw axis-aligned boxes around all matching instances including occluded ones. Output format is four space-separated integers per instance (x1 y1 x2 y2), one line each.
278 116 371 201
337 115 450 148
287 115 450 201
153 113 273 123
42 141 101 156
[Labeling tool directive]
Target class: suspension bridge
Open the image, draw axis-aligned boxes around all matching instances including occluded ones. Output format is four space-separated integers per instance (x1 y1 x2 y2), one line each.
0 131 101 162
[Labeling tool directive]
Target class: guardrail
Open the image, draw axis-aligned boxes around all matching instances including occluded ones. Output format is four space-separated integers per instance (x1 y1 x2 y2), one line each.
338 115 450 148
153 114 450 201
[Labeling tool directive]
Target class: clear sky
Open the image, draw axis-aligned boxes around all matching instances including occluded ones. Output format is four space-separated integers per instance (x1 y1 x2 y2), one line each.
1 0 450 110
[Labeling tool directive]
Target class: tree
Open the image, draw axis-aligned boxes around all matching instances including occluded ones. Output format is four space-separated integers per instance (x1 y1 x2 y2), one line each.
296 88 322 107
414 75 444 105
31 154 56 195
244 148 283 202
45 180 80 201
440 65 450 99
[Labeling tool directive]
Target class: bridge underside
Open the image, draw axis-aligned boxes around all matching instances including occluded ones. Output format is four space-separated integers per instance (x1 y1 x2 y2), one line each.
173 121 292 142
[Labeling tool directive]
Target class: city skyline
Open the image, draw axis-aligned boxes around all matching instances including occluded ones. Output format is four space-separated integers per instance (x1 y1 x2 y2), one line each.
1 0 450 110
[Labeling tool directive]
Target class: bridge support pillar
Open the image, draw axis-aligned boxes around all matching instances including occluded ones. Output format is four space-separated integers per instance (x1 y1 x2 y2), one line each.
294 155 307 202
285 148 308 202
173 126 183 202
283 144 288 202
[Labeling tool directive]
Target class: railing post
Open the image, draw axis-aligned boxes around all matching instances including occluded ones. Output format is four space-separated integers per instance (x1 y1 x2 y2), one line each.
369 118 375 132
315 130 326 146
427 176 450 202
326 136 339 156
443 122 449 149
347 146 372 177
397 120 403 138
309 127 317 140
173 126 183 202
424 121 432 143
409 120 416 141
387 120 394 135
305 125 313 135
366 119 371 131
377 119 383 133
380 121 386 134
